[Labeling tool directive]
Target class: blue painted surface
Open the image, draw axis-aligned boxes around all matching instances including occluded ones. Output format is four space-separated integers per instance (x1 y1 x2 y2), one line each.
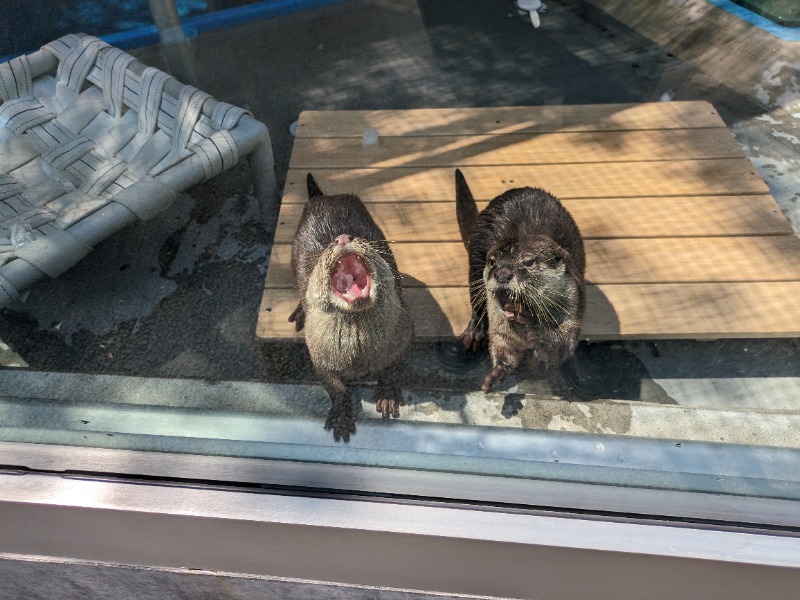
706 0 800 41
104 0 348 50
1 0 349 63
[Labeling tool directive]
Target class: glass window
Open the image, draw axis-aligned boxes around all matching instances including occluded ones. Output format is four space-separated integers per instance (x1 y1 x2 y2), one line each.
2 0 800 527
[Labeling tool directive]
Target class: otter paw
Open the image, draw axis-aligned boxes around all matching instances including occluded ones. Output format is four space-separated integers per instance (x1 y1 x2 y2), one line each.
288 302 305 331
324 406 356 442
375 396 404 419
460 316 488 353
481 363 507 394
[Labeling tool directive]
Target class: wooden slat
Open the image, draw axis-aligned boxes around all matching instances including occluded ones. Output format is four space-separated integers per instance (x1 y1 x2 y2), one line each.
282 161 770 203
295 102 726 137
586 237 800 284
273 195 791 242
256 282 800 341
586 283 800 339
288 129 743 169
264 237 800 289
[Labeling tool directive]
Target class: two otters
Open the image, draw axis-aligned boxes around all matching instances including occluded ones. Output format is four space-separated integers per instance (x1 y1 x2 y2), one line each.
290 172 585 441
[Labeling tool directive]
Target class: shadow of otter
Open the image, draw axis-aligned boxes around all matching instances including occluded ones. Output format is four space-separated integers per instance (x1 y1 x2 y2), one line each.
559 285 676 403
490 285 677 404
560 341 676 403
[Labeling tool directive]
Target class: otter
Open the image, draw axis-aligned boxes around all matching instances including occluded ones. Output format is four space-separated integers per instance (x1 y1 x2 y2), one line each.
455 169 586 393
289 174 413 441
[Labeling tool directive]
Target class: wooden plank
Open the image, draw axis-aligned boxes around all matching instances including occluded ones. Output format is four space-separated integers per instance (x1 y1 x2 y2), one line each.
586 283 800 339
288 129 743 169
586 236 800 284
282 161 770 203
256 282 800 341
295 102 726 137
273 195 791 242
264 237 800 289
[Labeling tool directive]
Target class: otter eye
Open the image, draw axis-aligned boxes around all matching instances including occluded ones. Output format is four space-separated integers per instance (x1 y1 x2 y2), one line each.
522 258 535 267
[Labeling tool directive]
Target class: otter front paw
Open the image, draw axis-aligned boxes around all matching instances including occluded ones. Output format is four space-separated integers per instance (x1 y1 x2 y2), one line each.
375 379 404 419
324 404 356 442
375 396 403 419
288 302 305 331
482 363 507 393
460 314 488 353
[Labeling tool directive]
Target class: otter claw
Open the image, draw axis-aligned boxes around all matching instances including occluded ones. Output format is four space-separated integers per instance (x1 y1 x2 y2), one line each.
460 315 487 353
376 397 403 419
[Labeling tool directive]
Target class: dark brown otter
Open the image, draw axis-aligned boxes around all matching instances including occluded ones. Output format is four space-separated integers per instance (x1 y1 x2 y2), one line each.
455 169 586 393
289 174 413 441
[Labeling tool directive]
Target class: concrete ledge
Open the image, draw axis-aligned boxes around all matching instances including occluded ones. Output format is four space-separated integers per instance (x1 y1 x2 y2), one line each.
2 371 799 448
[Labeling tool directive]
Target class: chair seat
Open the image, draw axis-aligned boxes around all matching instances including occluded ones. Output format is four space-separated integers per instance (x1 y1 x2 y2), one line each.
0 33 275 307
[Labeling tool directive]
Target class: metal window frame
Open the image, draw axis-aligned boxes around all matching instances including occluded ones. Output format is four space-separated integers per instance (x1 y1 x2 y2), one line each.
3 402 800 597
2 440 800 529
2 466 799 599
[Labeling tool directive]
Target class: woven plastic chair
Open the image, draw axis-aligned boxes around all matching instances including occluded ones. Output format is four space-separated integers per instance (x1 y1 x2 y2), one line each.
0 33 275 308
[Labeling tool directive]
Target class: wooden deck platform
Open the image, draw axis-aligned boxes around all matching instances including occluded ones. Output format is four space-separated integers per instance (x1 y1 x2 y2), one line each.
257 102 800 342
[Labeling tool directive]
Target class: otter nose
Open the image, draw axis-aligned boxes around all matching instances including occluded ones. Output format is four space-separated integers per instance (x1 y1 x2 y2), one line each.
333 234 352 245
494 268 513 284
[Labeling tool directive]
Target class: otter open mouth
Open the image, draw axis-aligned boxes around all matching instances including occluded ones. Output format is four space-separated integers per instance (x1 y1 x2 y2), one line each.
331 252 372 304
495 289 522 321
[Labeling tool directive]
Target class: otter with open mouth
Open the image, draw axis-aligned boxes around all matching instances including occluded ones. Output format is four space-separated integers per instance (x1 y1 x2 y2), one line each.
455 169 586 393
289 174 413 441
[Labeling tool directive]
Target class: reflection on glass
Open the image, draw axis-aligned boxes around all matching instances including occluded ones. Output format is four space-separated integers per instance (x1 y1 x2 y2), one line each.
1 0 799 510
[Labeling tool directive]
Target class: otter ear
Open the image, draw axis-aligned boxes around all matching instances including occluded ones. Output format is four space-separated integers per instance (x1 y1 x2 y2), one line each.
307 173 324 199
455 169 479 249
554 248 569 272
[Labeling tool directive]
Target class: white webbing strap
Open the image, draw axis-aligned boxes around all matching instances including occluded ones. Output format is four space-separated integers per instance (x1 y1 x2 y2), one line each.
56 36 107 93
172 85 210 152
137 67 173 136
211 101 251 130
0 97 55 134
101 47 136 119
13 228 92 278
80 158 128 196
0 175 23 201
0 55 33 101
193 130 238 179
42 136 94 170
0 207 55 231
41 34 83 62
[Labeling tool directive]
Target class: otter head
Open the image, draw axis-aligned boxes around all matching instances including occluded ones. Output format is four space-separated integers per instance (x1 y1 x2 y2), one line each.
309 233 394 313
484 235 577 326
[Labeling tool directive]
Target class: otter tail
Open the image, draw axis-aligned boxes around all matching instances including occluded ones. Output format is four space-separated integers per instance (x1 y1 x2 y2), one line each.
307 173 324 199
455 169 479 249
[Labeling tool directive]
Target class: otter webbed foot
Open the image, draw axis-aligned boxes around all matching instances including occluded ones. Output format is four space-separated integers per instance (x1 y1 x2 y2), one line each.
324 403 356 442
375 378 404 419
288 302 305 331
460 313 488 353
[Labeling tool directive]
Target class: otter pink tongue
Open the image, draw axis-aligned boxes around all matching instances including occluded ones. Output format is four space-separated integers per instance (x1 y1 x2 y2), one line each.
331 253 371 303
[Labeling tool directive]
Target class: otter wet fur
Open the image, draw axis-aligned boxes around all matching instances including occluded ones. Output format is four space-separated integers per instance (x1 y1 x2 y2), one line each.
289 173 413 441
455 169 586 393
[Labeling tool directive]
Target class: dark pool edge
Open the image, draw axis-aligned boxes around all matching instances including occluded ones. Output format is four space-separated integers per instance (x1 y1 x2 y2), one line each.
0 0 350 63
